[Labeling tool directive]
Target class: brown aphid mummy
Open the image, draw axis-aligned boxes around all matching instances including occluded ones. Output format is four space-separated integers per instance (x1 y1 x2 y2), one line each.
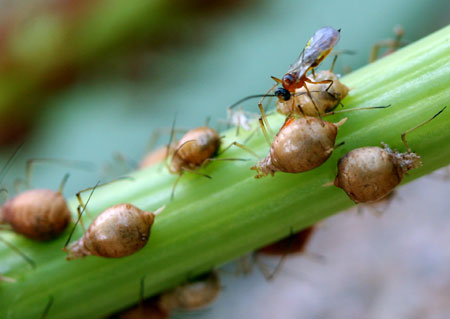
65 204 163 259
0 189 71 240
276 70 349 116
169 127 221 174
159 271 221 312
252 116 347 178
334 143 421 203
116 271 220 319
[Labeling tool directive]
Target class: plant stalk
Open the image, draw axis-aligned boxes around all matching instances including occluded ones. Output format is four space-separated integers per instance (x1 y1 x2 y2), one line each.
0 25 449 319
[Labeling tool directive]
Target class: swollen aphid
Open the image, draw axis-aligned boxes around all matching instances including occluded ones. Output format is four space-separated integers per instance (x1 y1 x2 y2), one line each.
116 271 220 319
169 127 221 174
159 271 220 312
276 70 349 116
334 107 445 203
65 203 164 259
0 189 71 241
252 116 347 178
0 156 91 241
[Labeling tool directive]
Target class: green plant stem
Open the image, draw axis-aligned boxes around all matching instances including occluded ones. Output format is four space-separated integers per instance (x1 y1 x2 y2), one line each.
1 25 450 319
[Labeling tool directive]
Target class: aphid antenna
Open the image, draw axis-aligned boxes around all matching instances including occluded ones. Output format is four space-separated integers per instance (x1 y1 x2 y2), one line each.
164 113 178 170
0 236 36 269
0 142 24 185
324 104 391 117
26 158 95 189
58 173 70 194
64 181 100 249
328 49 356 73
40 295 54 319
401 106 446 152
76 176 134 217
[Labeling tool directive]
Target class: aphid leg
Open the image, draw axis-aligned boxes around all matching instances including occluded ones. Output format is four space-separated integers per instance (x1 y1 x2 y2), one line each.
369 26 404 62
170 173 183 201
219 141 260 160
165 114 178 171
0 142 24 184
334 141 345 149
254 253 280 281
401 106 446 152
58 173 70 194
64 182 99 250
75 177 133 226
25 158 94 189
329 49 356 73
258 117 272 146
40 296 54 319
311 68 316 79
14 178 26 194
303 81 324 122
0 236 36 269
324 105 391 117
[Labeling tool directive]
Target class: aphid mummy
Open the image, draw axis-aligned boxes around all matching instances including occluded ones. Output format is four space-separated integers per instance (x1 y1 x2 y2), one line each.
0 189 71 240
334 144 420 203
169 127 221 174
116 271 220 319
252 116 347 178
276 70 349 116
159 271 220 312
334 107 445 203
65 203 164 259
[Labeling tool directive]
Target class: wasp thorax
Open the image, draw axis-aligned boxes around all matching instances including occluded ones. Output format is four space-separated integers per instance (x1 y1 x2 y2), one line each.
65 204 156 259
170 127 220 174
0 189 71 240
276 70 349 116
159 272 220 312
334 144 422 203
252 117 346 178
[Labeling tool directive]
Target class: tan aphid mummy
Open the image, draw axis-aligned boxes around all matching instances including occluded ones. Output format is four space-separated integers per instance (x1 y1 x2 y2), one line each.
159 271 220 312
334 143 421 203
169 127 221 174
65 204 163 259
252 116 347 178
0 189 71 240
276 70 349 116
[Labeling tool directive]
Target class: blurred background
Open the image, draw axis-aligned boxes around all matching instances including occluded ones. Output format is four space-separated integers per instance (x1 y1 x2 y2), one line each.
0 0 448 317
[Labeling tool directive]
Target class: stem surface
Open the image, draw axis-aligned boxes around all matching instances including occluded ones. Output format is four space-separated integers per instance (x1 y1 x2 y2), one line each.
1 25 450 319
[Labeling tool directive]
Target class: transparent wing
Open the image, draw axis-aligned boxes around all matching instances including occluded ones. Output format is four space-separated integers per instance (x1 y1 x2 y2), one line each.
286 27 340 77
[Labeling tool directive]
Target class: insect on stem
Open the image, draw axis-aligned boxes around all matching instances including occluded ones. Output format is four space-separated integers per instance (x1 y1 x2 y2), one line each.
40 296 54 319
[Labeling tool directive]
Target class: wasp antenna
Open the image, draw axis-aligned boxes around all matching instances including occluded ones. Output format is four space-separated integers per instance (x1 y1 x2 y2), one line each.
229 94 276 109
